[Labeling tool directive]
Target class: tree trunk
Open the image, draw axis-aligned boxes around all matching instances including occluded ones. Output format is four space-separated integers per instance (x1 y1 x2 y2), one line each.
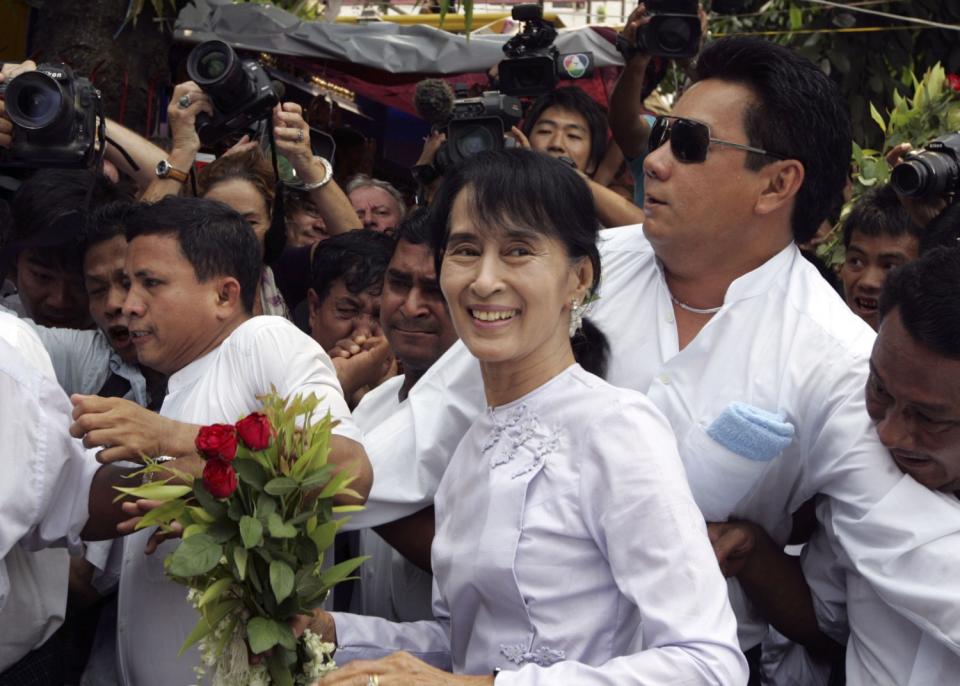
30 0 177 136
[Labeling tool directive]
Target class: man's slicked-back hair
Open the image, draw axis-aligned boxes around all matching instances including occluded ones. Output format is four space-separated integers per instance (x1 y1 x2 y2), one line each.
521 86 608 175
693 36 852 244
124 197 262 313
309 229 396 304
879 246 960 360
842 183 920 248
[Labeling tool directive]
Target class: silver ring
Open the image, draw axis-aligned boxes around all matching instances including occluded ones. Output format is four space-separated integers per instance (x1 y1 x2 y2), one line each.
177 94 191 109
296 129 304 143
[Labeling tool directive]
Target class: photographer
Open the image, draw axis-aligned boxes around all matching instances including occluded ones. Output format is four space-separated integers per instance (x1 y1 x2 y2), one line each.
511 86 647 228
610 2 707 207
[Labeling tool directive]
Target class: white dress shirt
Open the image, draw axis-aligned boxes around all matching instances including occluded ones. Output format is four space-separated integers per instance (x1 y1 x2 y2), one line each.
0 314 100 670
346 225 960 659
351 376 434 622
333 364 748 684
115 316 360 686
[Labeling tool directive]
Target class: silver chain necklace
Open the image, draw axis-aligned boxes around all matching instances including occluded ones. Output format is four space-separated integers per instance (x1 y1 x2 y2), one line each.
669 293 723 315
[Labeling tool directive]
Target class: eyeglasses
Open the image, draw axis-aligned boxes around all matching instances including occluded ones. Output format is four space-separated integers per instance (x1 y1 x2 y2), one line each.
648 115 785 164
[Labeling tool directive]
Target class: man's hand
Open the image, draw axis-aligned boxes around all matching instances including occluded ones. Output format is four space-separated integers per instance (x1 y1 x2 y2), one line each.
69 394 200 463
0 60 38 149
167 81 212 160
886 142 950 229
707 520 759 578
416 130 447 167
273 102 316 174
330 334 396 399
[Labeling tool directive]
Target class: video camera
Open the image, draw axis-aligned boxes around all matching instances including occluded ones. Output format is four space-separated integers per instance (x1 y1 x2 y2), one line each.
434 90 523 174
186 40 284 146
617 0 702 60
0 63 101 169
890 132 960 199
498 4 594 98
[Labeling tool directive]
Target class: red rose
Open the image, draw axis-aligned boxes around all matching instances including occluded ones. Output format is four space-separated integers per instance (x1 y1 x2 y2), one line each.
948 74 960 93
195 424 238 461
202 457 238 499
236 412 272 451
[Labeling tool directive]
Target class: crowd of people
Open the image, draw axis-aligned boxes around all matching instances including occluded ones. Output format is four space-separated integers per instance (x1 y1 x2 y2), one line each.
1 5 960 686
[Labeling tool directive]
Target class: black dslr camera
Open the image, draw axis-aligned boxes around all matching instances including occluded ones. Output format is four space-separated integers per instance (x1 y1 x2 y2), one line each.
0 63 100 168
890 132 960 199
186 40 283 145
498 4 594 98
434 91 524 173
619 0 702 59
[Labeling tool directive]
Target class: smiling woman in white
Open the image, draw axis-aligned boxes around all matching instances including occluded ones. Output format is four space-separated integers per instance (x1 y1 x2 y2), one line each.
312 150 747 686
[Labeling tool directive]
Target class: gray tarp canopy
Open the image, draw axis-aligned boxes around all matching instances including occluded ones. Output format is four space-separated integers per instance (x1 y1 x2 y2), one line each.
176 0 622 75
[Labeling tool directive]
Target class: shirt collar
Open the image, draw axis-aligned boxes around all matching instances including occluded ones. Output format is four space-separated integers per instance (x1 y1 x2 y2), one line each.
166 345 219 395
655 242 799 308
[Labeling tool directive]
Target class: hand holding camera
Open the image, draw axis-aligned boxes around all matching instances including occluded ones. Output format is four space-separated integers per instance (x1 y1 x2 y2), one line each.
166 81 212 160
887 138 956 229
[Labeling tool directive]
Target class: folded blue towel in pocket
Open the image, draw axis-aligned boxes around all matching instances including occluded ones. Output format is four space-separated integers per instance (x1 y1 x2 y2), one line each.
706 402 795 462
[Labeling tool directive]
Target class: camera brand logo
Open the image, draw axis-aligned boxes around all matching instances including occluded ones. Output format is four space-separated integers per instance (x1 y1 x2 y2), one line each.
561 54 589 79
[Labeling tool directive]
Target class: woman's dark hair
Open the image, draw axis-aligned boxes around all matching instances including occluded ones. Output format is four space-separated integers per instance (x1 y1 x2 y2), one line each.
196 147 287 264
309 229 396 304
125 197 262 313
693 37 852 245
879 246 960 360
427 148 609 377
521 86 608 176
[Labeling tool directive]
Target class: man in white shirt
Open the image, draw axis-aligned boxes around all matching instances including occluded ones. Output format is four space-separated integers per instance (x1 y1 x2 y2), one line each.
0 313 169 680
70 196 372 686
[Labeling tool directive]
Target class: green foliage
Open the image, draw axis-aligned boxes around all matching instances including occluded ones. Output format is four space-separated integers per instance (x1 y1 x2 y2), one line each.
118 391 359 683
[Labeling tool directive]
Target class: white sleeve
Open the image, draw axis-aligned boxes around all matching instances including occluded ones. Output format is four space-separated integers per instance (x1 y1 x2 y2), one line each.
342 342 485 530
30 324 107 396
0 342 100 611
802 354 960 656
499 396 748 686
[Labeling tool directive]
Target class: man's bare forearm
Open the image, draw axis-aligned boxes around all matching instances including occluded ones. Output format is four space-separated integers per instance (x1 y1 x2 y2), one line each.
588 178 645 228
82 464 140 540
104 119 169 191
609 57 653 160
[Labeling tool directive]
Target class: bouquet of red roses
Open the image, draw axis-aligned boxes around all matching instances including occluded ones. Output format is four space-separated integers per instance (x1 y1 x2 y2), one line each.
116 391 365 685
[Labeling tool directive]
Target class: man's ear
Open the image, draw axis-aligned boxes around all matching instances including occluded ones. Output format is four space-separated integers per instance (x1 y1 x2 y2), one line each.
215 277 244 317
307 288 321 329
755 159 805 217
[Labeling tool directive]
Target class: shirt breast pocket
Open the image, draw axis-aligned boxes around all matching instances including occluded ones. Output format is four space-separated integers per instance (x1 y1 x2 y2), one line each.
679 423 775 522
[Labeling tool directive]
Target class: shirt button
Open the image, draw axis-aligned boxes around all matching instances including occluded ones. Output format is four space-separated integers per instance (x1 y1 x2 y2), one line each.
658 373 671 385
666 312 675 323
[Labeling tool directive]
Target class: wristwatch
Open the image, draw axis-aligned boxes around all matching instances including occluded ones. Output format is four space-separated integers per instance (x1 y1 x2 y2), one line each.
155 159 190 183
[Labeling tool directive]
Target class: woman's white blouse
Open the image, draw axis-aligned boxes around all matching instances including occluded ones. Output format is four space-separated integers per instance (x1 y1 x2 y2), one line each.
332 365 747 684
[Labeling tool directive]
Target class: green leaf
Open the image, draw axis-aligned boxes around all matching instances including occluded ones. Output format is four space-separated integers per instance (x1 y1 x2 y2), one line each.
240 516 264 549
247 616 282 654
193 480 228 519
319 555 369 588
168 534 222 578
178 598 240 655
256 493 277 518
869 101 887 134
308 520 339 556
267 512 297 538
299 464 334 491
265 476 299 496
788 6 802 30
199 576 234 607
133 498 186 530
234 458 268 491
270 560 295 604
233 545 248 581
114 482 191 502
267 650 295 686
315 468 355 500
206 519 237 544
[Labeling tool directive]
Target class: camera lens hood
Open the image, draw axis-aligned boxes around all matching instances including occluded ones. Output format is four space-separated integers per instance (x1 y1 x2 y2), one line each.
4 70 71 133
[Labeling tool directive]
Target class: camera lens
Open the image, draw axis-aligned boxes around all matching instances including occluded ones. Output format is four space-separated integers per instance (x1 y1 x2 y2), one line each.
657 17 695 54
455 125 496 157
890 160 927 197
4 71 70 133
186 40 254 110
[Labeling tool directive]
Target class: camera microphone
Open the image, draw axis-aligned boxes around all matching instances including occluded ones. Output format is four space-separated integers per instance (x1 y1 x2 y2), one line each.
414 79 456 129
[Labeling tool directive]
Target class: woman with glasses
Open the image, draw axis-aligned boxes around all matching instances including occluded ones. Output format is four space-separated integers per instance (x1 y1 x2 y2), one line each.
304 149 747 686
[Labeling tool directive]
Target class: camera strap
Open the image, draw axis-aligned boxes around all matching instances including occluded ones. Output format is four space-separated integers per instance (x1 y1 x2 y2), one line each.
263 117 287 264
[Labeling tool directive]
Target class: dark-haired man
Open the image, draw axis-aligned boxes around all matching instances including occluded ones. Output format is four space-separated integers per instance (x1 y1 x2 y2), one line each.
839 183 921 329
70 196 371 686
307 229 397 403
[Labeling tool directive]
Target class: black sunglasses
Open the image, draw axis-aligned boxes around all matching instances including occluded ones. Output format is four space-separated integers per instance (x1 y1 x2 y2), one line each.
648 115 785 164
